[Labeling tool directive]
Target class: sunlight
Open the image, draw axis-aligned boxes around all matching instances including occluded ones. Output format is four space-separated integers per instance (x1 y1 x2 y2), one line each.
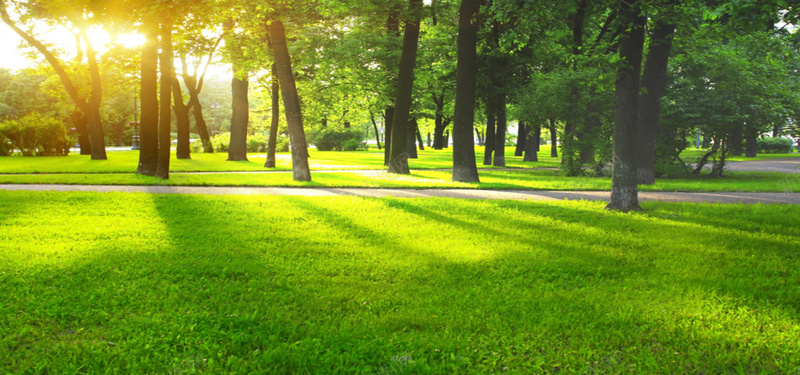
117 33 145 49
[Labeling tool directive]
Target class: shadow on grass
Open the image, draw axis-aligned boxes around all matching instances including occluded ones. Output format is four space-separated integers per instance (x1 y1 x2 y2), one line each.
2 194 799 373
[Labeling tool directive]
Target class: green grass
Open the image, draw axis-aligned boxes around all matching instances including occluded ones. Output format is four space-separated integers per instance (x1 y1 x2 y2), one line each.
680 148 800 162
1 191 799 373
0 147 560 174
2 168 798 192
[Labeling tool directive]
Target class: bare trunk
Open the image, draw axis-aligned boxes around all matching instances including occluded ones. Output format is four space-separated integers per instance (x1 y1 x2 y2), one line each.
137 22 159 176
155 21 173 180
265 65 280 168
451 0 481 182
172 77 191 159
228 67 249 161
492 93 507 167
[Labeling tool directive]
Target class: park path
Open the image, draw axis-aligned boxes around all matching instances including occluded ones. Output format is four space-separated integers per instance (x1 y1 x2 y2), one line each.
1 184 799 204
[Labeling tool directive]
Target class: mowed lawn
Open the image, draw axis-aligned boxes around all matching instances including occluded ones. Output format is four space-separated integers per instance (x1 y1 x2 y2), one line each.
1 191 799 373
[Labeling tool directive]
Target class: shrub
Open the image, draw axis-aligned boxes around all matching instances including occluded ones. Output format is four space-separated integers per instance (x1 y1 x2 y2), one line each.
310 128 364 151
0 113 73 156
0 133 11 156
757 137 793 154
247 133 268 153
276 136 290 152
210 132 230 153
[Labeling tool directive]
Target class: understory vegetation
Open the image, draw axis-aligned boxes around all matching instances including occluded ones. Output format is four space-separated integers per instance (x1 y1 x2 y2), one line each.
1 191 799 373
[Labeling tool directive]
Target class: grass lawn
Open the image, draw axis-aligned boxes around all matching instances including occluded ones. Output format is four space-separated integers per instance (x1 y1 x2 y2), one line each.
1 191 799 373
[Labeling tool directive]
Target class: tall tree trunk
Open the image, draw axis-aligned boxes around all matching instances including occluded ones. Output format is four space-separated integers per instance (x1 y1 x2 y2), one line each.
452 0 481 182
515 121 526 157
269 20 311 181
636 20 675 185
228 67 249 161
407 118 419 158
172 77 191 159
561 0 588 169
384 107 394 165
729 127 744 157
493 93 507 167
71 109 91 155
137 22 159 176
474 128 482 146
155 21 173 180
190 99 214 153
265 64 280 168
432 92 446 149
549 118 558 158
415 121 425 151
745 134 758 158
388 0 423 174
607 1 644 212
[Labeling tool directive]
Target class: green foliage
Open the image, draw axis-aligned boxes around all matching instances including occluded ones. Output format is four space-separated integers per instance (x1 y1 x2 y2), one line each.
0 113 73 156
0 132 11 156
310 127 365 151
2 191 800 373
758 137 793 154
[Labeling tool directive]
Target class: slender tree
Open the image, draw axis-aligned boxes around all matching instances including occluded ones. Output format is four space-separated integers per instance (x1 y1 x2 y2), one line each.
269 20 311 181
265 64 281 168
388 0 424 174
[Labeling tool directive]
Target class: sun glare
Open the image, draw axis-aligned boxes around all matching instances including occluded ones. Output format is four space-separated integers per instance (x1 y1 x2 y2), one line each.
117 33 144 49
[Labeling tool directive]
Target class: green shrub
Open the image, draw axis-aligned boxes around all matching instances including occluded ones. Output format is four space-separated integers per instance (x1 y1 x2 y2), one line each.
0 113 73 156
310 128 364 151
757 137 793 154
0 133 11 156
276 136 290 152
247 133 268 153
210 132 230 153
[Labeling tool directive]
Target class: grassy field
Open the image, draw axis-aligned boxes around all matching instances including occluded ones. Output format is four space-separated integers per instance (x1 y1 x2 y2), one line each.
1 191 799 373
1 147 799 192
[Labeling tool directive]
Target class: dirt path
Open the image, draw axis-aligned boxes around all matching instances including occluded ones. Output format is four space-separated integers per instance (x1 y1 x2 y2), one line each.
724 157 800 173
1 184 799 204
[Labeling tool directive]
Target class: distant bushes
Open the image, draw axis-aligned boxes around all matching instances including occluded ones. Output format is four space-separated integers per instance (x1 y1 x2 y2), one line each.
0 113 73 156
310 128 364 151
191 132 290 154
758 137 793 154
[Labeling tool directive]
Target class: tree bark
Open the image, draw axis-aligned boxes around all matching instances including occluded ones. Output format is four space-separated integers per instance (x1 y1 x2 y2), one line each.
452 0 481 182
407 118 419 158
71 109 91 155
269 20 311 181
228 67 249 161
745 134 758 157
137 22 159 176
370 113 382 150
493 93 507 167
265 65 280 168
483 92 496 166
515 121 526 157
155 21 173 180
384 107 394 165
415 121 425 151
549 118 558 158
729 127 744 157
388 0 423 174
636 20 675 185
432 91 447 149
607 1 644 212
523 124 540 162
172 77 191 159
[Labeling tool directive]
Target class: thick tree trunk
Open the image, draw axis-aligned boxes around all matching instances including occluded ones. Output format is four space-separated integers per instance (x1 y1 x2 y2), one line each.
71 110 91 155
137 23 159 176
745 134 758 157
155 21 173 180
269 20 311 181
636 21 675 185
190 100 214 153
523 124 540 162
729 127 744 157
452 0 481 182
384 107 394 165
493 93 507 167
515 121 526 157
172 77 191 160
388 0 423 175
228 67 249 161
607 2 644 212
265 65 280 168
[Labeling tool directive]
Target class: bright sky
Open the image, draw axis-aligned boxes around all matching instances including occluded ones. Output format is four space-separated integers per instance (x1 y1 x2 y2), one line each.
0 27 37 70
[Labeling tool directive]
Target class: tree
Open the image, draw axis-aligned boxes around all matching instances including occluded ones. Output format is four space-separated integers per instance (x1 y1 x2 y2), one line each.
155 19 173 179
606 0 644 212
387 0 424 175
1 1 107 160
137 21 159 176
451 0 481 183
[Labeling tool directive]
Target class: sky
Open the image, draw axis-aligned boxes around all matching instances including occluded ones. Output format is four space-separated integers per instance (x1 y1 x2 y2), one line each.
0 27 38 70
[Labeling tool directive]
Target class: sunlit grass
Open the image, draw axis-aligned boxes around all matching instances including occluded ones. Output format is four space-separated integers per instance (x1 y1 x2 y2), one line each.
1 191 799 373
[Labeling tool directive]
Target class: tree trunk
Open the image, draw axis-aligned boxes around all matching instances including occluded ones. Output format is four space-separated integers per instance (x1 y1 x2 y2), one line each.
190 100 214 153
137 22 159 176
474 128 482 146
515 121 526 157
549 119 558 158
607 1 644 212
388 0 423 175
451 0 481 182
269 20 311 181
407 118 418 158
729 127 743 156
493 93 507 167
172 77 191 159
636 20 675 185
483 93 496 166
370 113 382 150
523 124 539 162
265 65 280 168
415 121 425 151
155 21 173 180
432 92 446 149
384 107 394 165
745 134 758 157
444 131 449 148
228 67 249 161
71 109 91 155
